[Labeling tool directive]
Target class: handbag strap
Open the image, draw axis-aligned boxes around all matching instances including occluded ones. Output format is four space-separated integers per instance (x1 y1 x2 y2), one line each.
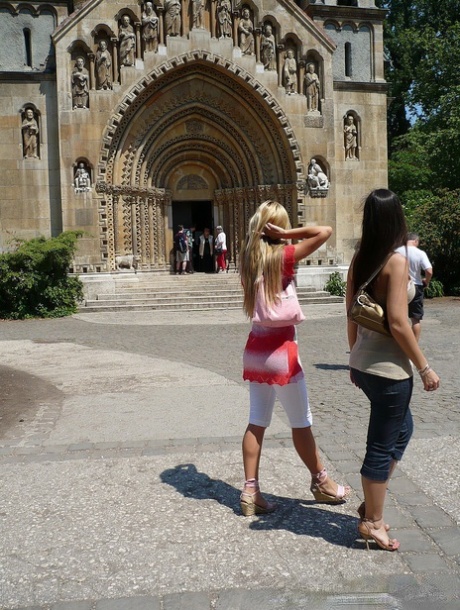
357 253 393 292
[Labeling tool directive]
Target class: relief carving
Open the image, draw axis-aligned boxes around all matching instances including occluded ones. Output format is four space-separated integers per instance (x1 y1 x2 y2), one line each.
74 162 92 192
305 62 320 113
119 15 136 66
165 0 181 36
22 108 39 159
71 57 90 109
238 8 254 55
307 158 329 196
283 49 297 95
192 0 204 29
344 114 358 160
261 24 276 71
95 40 112 90
217 0 232 39
142 2 159 52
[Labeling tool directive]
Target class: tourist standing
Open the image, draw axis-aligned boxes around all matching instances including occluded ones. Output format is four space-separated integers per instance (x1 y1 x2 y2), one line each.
239 200 350 516
347 189 439 551
214 225 227 273
395 232 433 342
174 225 189 275
199 227 214 273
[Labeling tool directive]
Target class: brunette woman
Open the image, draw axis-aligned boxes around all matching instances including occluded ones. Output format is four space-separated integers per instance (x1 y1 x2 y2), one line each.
347 189 439 551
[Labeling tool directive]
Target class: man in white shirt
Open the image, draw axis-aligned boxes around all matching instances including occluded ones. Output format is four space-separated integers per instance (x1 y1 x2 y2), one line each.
396 232 433 342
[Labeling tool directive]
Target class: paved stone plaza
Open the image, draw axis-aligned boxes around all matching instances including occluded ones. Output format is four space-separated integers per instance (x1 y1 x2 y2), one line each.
1 299 459 609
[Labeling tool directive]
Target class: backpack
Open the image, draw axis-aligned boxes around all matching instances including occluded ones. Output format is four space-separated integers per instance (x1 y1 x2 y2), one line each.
177 233 188 253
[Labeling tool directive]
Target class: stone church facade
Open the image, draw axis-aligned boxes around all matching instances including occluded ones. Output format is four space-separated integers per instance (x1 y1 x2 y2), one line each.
0 0 387 274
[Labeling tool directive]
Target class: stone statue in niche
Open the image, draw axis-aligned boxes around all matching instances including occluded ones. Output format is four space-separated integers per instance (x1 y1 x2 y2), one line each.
307 158 329 191
74 162 91 193
21 108 39 159
192 0 204 29
142 2 159 52
95 40 112 90
261 24 276 71
119 15 136 66
217 0 232 39
305 62 320 112
165 0 181 36
238 8 254 55
71 57 90 109
283 49 297 94
344 114 358 160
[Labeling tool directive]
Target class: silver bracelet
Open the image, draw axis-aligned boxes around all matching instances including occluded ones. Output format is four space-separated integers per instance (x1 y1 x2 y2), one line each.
418 364 431 377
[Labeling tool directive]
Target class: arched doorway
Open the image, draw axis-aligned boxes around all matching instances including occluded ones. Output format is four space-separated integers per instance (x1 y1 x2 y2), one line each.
96 52 302 271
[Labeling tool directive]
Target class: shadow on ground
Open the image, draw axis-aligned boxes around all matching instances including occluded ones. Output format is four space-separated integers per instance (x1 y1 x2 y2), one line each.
0 365 63 439
160 463 357 548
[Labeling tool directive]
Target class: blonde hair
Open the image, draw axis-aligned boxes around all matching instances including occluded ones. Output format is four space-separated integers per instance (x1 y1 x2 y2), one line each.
240 200 291 317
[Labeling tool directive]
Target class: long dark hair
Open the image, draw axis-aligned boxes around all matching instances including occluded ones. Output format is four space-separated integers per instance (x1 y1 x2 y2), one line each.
352 189 407 294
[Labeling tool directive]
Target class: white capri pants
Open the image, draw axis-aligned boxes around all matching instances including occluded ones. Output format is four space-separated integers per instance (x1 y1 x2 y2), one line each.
248 377 313 429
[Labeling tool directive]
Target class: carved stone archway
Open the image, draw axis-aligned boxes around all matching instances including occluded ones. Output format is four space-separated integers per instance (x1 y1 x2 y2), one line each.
96 52 302 271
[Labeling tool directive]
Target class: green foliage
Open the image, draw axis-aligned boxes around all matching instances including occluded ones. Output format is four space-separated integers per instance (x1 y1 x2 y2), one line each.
0 231 84 319
381 1 460 184
324 272 346 297
388 130 434 202
424 279 444 299
408 189 460 294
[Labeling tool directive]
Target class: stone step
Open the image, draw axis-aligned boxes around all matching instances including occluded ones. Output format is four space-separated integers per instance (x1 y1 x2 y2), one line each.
95 287 319 301
79 270 343 312
81 294 343 312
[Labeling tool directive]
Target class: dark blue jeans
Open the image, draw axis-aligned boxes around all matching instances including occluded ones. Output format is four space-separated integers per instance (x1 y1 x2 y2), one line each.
351 368 414 482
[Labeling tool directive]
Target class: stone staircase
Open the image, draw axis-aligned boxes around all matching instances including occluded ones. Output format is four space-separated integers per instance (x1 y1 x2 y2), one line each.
79 272 343 313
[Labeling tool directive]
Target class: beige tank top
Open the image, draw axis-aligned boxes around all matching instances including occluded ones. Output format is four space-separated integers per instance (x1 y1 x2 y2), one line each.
349 275 415 380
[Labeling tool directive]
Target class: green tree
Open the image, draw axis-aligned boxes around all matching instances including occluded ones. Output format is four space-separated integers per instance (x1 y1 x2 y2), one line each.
0 231 84 319
408 189 460 294
380 1 460 192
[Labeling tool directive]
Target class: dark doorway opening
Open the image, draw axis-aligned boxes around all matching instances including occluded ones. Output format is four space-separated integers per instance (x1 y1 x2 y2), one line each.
172 200 213 234
172 201 214 273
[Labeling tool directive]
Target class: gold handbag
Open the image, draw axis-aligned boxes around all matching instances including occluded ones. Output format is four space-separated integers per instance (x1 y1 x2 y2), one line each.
348 258 391 336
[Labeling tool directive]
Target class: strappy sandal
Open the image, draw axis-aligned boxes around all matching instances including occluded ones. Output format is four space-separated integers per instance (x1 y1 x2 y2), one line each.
310 468 350 503
358 518 400 551
357 502 389 531
240 478 277 517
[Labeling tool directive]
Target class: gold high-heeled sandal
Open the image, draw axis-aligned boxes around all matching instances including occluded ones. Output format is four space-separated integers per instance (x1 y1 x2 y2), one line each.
357 502 389 531
358 518 400 551
310 468 350 503
240 479 276 516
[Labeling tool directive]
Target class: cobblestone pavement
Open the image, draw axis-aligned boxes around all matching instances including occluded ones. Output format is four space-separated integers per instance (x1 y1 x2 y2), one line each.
0 299 459 609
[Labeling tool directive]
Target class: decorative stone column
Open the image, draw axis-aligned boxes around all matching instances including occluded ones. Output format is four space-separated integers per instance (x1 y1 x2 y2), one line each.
183 0 190 36
211 0 217 38
135 22 142 60
232 10 239 47
158 7 165 45
277 44 284 87
111 37 119 84
88 52 95 89
299 60 305 95
255 27 261 63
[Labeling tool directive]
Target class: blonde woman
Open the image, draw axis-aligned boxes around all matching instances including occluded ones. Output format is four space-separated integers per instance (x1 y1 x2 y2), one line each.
239 200 350 516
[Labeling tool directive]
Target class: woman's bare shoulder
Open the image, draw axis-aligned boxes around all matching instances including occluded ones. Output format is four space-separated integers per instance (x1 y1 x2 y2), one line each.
383 251 408 277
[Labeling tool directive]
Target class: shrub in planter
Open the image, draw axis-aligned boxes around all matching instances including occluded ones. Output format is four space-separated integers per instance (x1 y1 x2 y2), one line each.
324 271 346 297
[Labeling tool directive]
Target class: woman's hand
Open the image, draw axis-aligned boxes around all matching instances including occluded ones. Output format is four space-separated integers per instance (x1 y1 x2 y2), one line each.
421 368 440 392
263 223 287 240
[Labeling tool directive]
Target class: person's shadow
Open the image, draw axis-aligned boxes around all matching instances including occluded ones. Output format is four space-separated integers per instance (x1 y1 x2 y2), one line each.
160 463 358 548
314 363 349 371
